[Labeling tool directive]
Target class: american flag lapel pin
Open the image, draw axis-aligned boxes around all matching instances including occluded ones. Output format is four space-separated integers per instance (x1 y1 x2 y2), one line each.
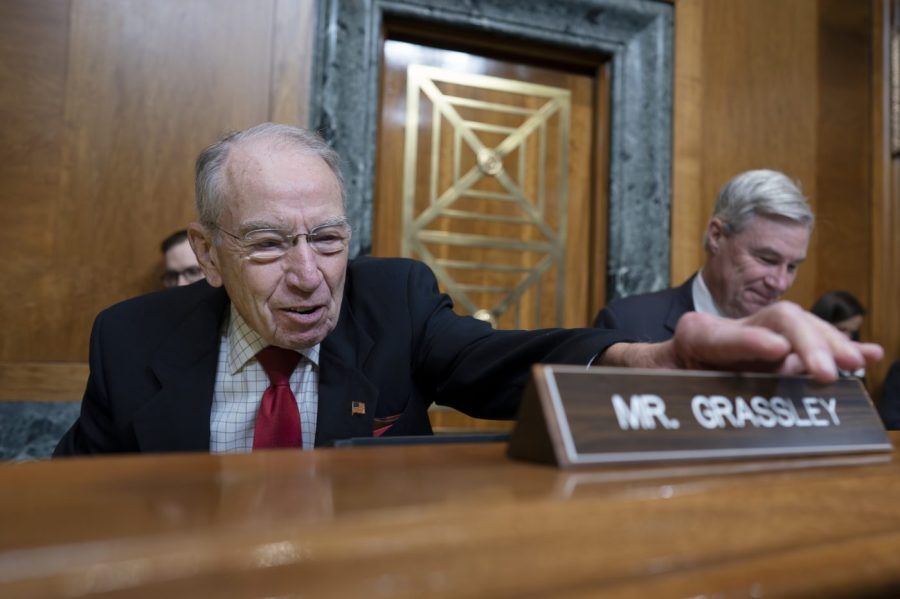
351 401 366 416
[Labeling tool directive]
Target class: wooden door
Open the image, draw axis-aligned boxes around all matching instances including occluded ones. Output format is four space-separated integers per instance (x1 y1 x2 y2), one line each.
375 37 609 331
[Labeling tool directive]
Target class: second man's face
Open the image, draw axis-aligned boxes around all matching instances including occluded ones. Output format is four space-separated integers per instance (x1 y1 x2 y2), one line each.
705 215 810 318
193 141 349 350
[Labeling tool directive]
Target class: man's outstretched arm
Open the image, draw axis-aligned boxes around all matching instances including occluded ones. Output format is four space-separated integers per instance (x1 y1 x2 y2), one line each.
597 301 883 383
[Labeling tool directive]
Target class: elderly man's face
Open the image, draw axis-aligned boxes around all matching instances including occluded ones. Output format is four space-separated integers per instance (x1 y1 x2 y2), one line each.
191 142 348 350
704 215 810 318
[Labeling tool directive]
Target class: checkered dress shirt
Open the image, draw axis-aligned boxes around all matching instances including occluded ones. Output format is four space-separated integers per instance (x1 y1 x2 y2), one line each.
210 305 320 452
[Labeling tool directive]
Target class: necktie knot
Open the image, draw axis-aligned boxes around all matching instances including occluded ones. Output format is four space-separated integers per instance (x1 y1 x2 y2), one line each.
256 346 301 387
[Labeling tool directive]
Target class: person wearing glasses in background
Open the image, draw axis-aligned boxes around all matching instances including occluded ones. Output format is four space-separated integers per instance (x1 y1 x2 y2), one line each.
54 123 881 456
160 229 205 288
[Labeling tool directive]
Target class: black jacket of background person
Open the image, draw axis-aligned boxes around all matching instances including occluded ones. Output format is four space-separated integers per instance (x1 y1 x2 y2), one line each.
592 276 696 343
879 360 900 429
55 257 629 455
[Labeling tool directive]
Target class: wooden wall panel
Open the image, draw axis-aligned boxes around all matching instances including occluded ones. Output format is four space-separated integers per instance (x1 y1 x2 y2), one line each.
815 0 873 324
872 0 899 392
0 0 314 366
0 363 88 402
670 0 705 282
271 0 315 126
0 0 71 362
672 0 820 297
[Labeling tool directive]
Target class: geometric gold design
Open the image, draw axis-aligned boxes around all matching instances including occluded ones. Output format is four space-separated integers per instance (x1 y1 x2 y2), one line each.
402 64 571 327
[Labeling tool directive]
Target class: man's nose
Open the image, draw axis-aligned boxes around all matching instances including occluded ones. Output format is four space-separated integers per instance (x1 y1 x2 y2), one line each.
282 239 322 291
765 266 793 293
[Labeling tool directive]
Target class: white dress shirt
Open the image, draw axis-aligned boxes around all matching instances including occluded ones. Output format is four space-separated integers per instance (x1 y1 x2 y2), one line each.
691 270 724 317
210 305 320 452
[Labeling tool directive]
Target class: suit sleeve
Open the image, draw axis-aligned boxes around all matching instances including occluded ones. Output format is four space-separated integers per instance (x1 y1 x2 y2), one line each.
53 312 125 456
593 304 620 329
879 361 900 430
405 261 631 419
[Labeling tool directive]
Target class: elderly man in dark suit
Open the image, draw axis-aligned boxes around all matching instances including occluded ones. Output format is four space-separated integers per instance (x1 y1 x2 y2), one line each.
594 169 814 342
55 126 878 456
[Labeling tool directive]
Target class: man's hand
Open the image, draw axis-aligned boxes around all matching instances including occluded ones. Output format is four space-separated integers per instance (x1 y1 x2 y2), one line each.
599 301 883 382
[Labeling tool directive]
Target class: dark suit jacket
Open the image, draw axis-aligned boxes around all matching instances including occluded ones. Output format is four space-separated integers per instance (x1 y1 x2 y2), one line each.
879 360 900 430
55 257 626 455
592 276 696 343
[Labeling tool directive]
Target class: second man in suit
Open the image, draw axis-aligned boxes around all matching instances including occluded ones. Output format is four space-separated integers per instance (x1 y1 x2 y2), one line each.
594 169 814 341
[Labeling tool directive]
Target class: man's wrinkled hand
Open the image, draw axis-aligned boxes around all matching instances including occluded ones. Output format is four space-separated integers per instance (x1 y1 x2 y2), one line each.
601 301 883 383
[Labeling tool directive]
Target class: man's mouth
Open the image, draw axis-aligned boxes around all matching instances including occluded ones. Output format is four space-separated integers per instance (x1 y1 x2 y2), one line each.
281 305 325 322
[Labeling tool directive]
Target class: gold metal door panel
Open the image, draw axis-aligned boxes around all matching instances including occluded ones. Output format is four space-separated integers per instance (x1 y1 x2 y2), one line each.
402 64 571 328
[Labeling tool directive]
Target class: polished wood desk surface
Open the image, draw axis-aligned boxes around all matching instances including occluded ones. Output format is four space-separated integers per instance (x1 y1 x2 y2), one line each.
3 434 900 598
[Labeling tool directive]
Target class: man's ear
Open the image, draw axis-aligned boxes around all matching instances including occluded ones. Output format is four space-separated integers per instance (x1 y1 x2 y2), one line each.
706 218 726 254
187 222 224 287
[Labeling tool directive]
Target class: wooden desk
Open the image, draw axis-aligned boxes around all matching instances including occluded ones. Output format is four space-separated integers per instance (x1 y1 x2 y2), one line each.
2 434 900 598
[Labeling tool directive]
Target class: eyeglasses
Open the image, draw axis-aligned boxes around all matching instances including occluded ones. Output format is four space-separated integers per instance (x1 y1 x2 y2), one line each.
161 266 204 287
213 219 351 262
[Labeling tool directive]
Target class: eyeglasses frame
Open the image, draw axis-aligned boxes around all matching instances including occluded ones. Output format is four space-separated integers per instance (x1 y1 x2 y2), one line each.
210 218 352 260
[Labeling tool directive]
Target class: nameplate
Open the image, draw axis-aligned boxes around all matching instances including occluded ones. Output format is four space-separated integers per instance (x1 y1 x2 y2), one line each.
507 365 892 467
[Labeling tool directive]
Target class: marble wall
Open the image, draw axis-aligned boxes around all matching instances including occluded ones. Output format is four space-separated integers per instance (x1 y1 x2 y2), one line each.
0 402 80 461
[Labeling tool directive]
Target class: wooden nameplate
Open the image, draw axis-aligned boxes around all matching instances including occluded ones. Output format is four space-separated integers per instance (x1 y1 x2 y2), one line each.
507 365 892 467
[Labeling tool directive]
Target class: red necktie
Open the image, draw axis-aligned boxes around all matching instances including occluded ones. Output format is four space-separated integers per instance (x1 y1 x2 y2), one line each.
253 346 302 449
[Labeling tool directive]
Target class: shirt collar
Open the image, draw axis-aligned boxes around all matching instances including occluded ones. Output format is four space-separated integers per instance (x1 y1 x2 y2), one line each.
691 270 724 317
225 304 320 375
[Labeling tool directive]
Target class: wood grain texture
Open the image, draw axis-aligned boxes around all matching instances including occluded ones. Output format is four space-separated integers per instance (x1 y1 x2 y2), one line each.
670 0 705 285
427 405 513 433
0 0 71 362
0 362 87 402
55 0 276 359
270 0 315 126
0 0 313 364
3 438 900 597
588 64 611 322
870 0 900 399
815 0 873 332
675 0 820 300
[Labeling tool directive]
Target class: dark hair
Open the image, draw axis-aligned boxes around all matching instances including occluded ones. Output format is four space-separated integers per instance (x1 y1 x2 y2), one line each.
810 291 866 324
160 229 188 254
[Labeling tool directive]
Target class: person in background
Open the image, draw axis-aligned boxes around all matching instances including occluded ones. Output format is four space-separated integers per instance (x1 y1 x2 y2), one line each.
879 360 900 429
54 124 881 456
594 169 813 341
811 290 866 341
160 229 204 287
811 290 866 379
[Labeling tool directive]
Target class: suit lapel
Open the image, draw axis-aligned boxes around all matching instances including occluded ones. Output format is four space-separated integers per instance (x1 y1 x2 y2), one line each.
316 301 378 446
130 283 379 450
664 275 697 334
133 287 227 452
